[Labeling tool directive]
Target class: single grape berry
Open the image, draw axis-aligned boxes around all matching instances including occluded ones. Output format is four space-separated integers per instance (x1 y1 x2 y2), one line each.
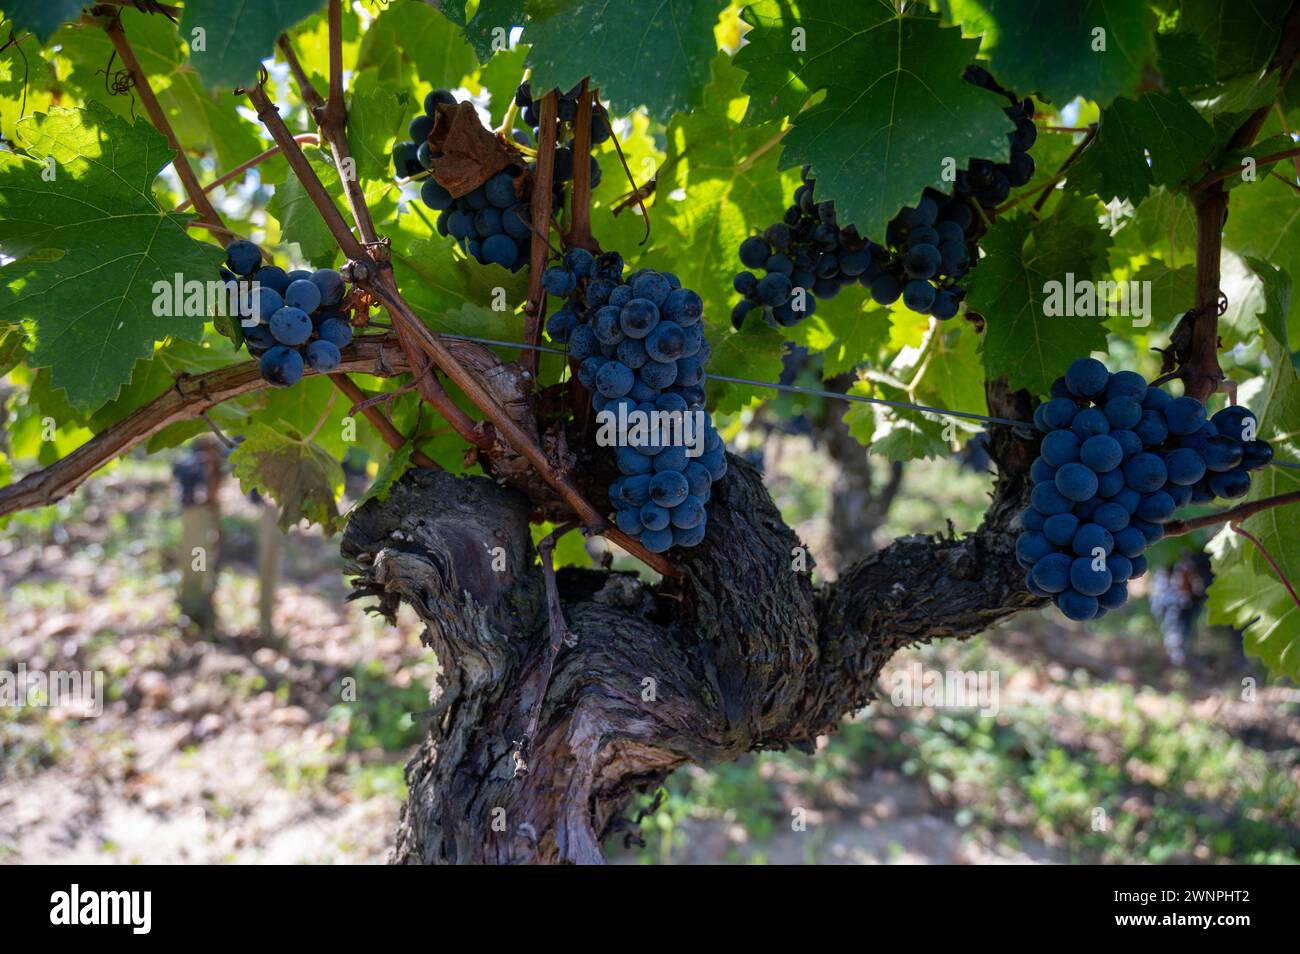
226 240 262 276
260 346 304 388
543 266 576 297
269 306 313 347
318 318 353 349
1064 357 1109 398
1166 396 1207 435
306 340 341 373
285 279 322 314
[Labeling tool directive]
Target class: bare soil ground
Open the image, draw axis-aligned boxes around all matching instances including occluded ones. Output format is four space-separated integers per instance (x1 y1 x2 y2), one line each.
2 462 1296 865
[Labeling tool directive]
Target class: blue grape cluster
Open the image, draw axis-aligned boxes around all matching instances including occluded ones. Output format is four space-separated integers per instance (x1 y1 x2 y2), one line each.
731 66 1036 330
958 66 1037 208
543 251 727 552
731 166 887 328
1018 357 1273 622
425 166 533 271
393 88 534 271
223 239 353 388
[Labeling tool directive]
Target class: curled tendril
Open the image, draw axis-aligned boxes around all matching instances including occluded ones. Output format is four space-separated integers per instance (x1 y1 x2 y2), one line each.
96 48 139 120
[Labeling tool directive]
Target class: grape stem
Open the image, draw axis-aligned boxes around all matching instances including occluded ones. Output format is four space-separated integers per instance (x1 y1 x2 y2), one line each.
0 335 417 517
102 11 428 471
1268 168 1300 195
523 90 560 383
1031 124 1096 214
564 80 600 254
496 67 529 135
1163 489 1300 536
1273 101 1300 180
245 65 489 454
304 388 339 444
1230 521 1300 612
328 374 441 471
607 113 652 244
102 12 228 242
735 126 789 175
1192 142 1300 193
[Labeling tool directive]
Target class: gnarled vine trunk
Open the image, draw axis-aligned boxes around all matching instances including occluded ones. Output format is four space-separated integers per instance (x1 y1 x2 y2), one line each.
341 383 1042 864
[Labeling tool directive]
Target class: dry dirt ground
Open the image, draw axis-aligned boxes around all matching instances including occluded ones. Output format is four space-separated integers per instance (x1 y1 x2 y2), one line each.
2 461 1296 865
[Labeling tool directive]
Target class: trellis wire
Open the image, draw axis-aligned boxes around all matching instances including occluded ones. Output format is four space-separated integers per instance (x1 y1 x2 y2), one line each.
430 331 1300 471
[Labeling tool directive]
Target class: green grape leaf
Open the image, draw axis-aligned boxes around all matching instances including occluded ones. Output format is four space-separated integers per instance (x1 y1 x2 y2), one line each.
257 375 355 460
1 31 53 143
347 70 412 182
1131 262 1196 332
463 0 526 63
934 0 1155 107
391 232 528 330
539 522 594 569
842 377 948 462
52 11 265 172
1220 133 1293 196
1 0 85 41
480 45 532 126
966 193 1113 395
266 148 395 265
736 2 1015 242
869 412 949 462
88 338 240 433
1245 258 1299 370
360 0 478 91
787 303 892 379
656 53 792 344
1176 0 1291 82
229 421 344 532
266 154 340 264
1070 91 1215 204
523 0 726 120
915 323 986 420
1155 32 1216 89
0 103 226 412
180 0 325 91
1130 186 1196 255
1208 536 1300 681
706 323 787 415
0 327 27 377
353 443 417 512
437 0 469 24
1223 175 1300 323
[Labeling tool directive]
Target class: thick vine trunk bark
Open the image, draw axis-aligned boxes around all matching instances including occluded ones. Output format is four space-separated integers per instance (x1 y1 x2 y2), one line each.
342 383 1042 864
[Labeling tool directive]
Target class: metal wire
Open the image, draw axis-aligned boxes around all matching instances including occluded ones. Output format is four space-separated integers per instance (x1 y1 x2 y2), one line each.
431 330 1300 470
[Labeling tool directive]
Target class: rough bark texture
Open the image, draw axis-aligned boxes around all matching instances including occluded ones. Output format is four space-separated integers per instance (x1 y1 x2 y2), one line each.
342 384 1043 863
